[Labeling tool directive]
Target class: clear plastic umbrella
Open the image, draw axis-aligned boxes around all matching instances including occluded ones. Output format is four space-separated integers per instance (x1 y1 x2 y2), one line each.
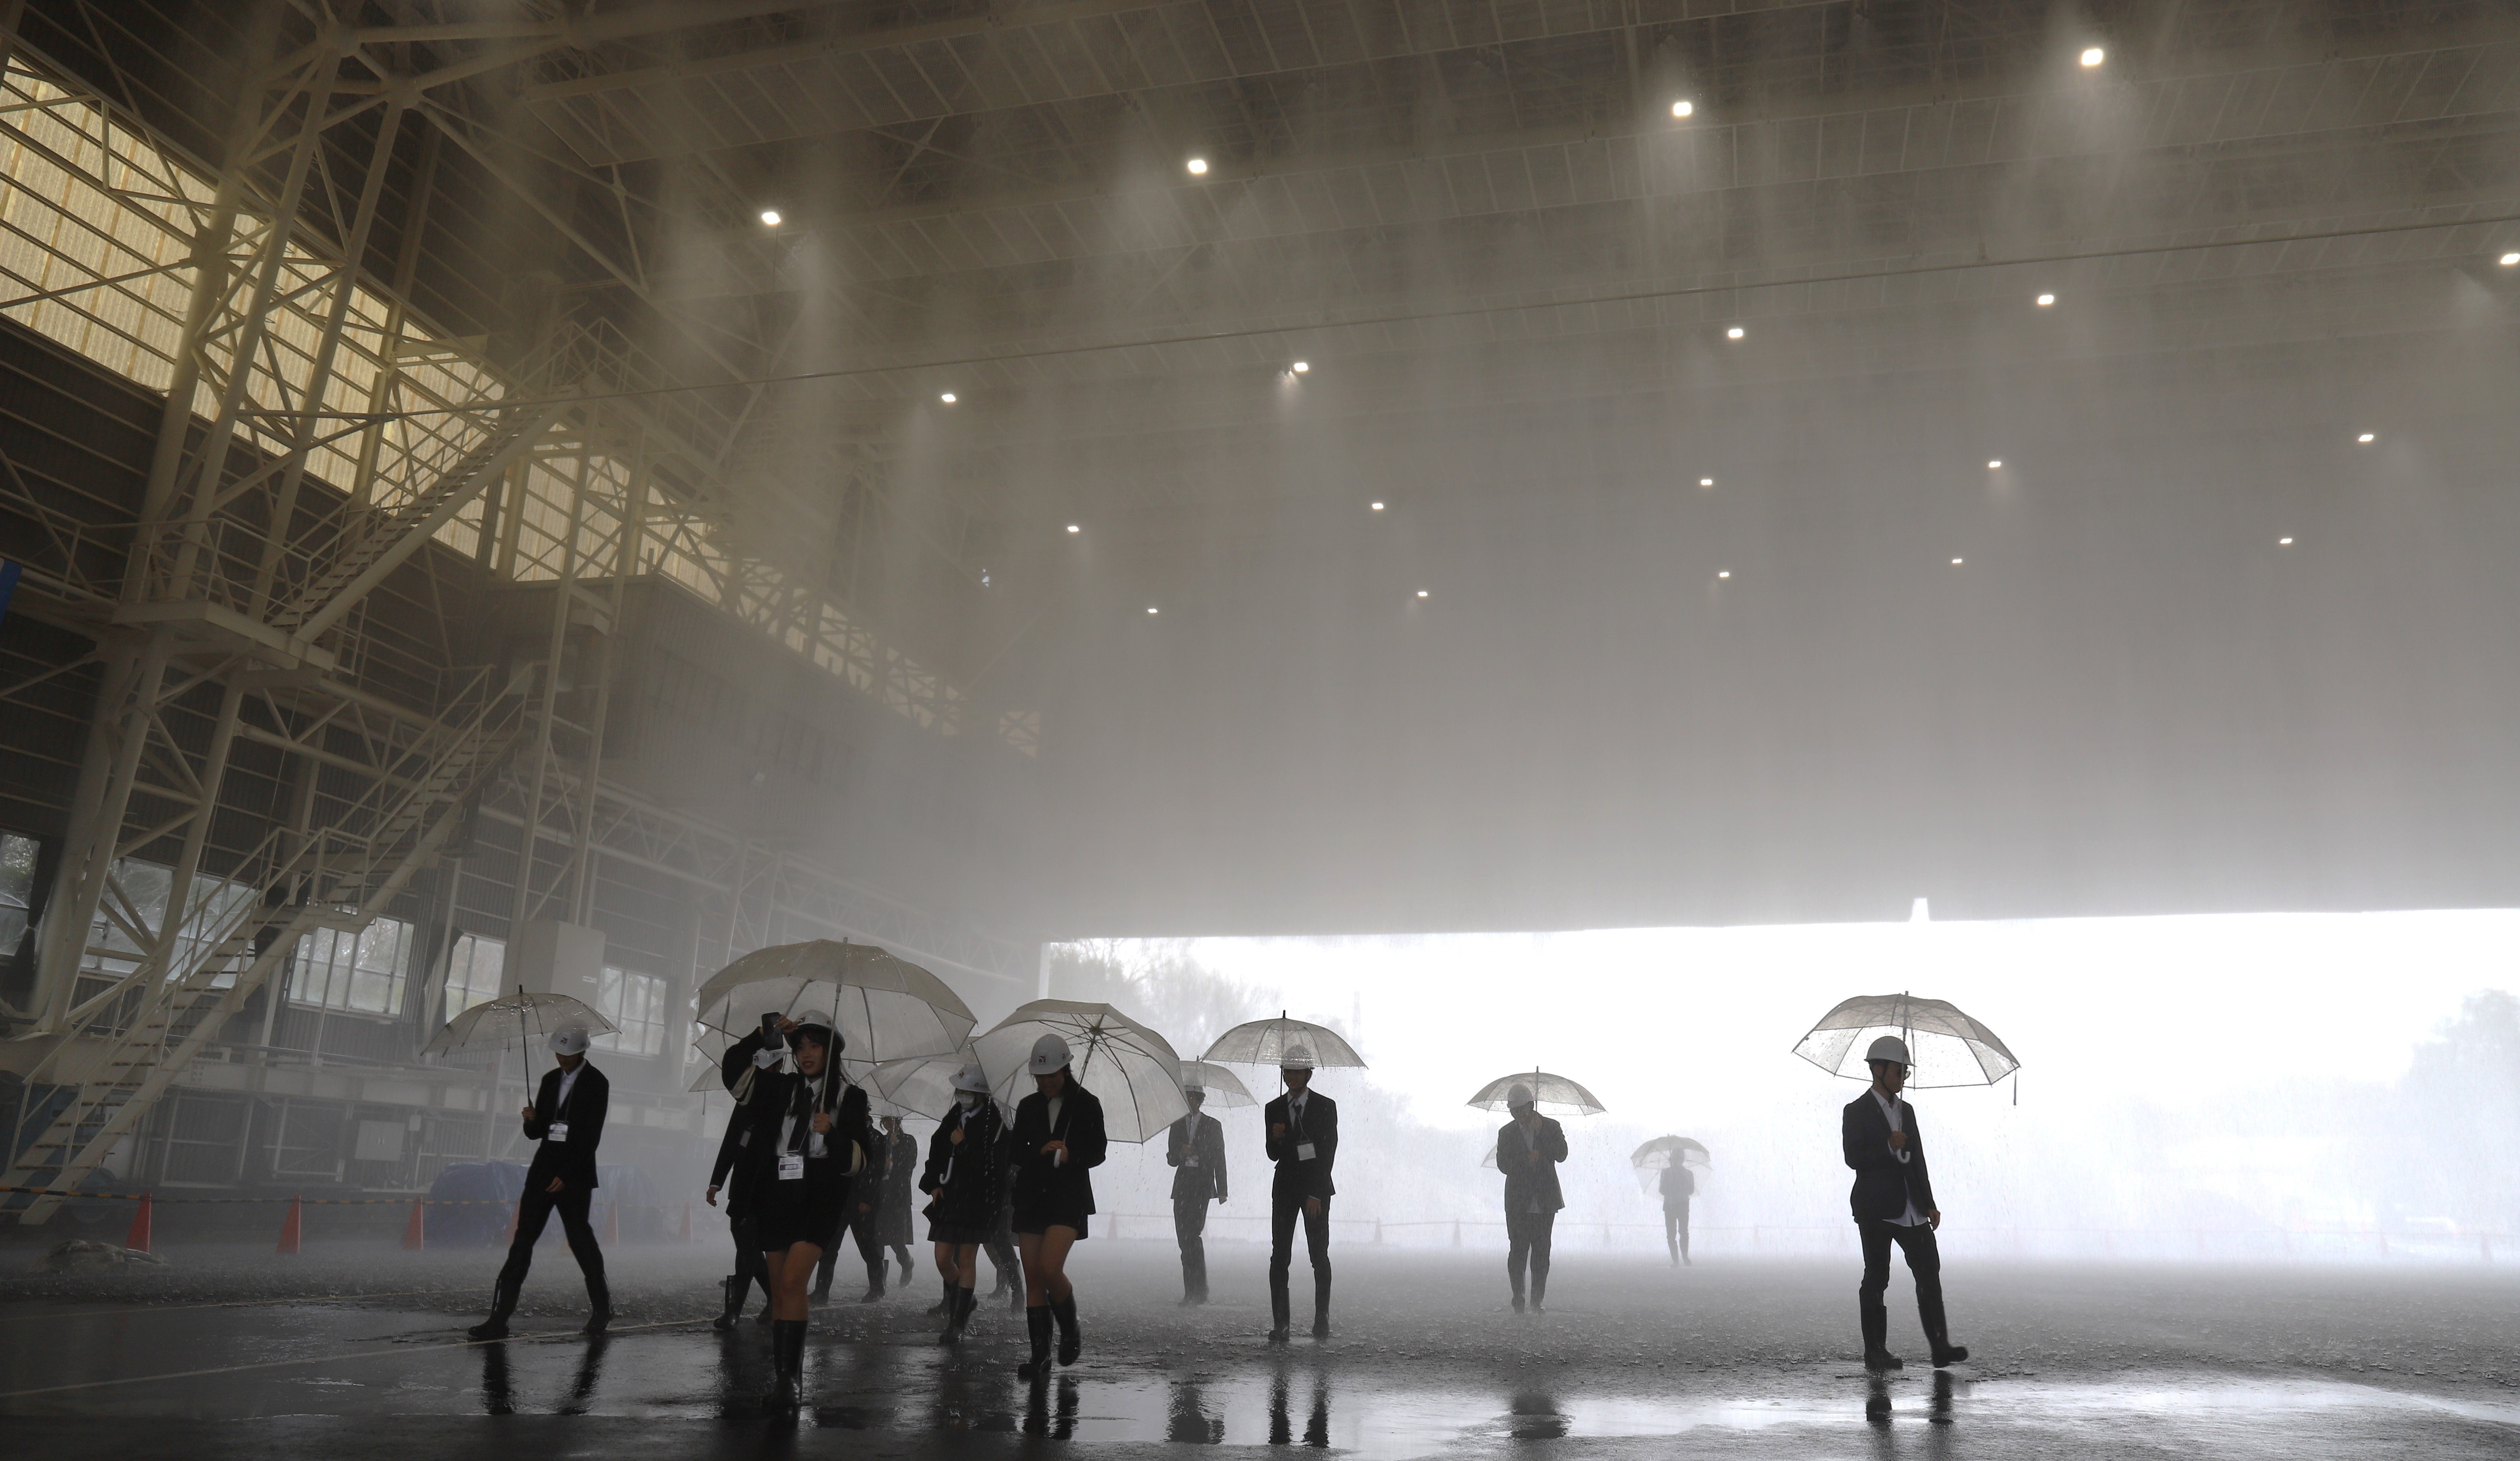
972 999 1188 1144
871 1050 979 1121
1791 991 2020 1089
691 940 974 1068
1201 1012 1366 1069
423 987 614 1064
1466 1068 1606 1117
1630 1135 1711 1194
1177 1060 1257 1109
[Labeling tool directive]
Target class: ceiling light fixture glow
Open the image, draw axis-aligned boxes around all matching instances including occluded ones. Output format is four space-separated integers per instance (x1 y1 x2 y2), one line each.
1186 157 1208 175
1699 478 1714 488
759 209 781 226
1415 590 1428 598
1951 558 1966 566
2279 537 2295 546
2080 46 2104 66
2036 293 2056 306
1147 606 1160 614
2357 433 2375 443
1291 361 1309 373
1717 570 1731 579
1066 524 1081 533
939 392 956 403
1671 100 1693 118
1725 326 1745 340
1370 502 1385 511
1987 460 2003 469
2502 252 2520 266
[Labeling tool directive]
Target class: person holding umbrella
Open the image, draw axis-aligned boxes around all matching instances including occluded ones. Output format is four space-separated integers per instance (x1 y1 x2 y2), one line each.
721 1010 875 1411
1008 1033 1107 1379
818 1113 920 1303
1660 1161 1697 1267
920 1063 1003 1346
1263 1045 1338 1342
1844 1035 1969 1372
1495 1083 1568 1314
469 1026 611 1340
1166 1077 1230 1305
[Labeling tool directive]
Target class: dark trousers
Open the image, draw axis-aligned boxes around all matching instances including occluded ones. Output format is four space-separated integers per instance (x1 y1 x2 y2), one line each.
1506 1208 1555 1302
1268 1189 1331 1325
815 1205 889 1295
1174 1196 1211 1299
496 1180 606 1304
730 1213 770 1301
1664 1203 1691 1262
1858 1219 1953 1354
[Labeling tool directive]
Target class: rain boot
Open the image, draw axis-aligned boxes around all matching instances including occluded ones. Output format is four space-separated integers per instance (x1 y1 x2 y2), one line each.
1017 1306 1053 1379
762 1319 804 1411
1861 1295 1902 1372
1920 1287 1969 1367
1267 1284 1291 1345
811 1247 836 1302
939 1286 974 1346
468 1281 518 1341
582 1271 613 1336
859 1252 886 1304
714 1275 746 1332
1050 1294 1081 1366
1311 1272 1332 1339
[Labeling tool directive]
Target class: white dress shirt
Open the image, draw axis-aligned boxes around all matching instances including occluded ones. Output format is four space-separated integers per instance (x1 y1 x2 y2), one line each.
1872 1089 1928 1227
780 1077 828 1159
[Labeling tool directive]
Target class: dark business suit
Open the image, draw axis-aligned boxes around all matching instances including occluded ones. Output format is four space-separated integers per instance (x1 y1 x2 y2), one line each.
494 1061 610 1310
1165 1110 1228 1301
709 1112 771 1310
1659 1164 1696 1263
1496 1114 1567 1306
1843 1089 1956 1358
1263 1089 1337 1331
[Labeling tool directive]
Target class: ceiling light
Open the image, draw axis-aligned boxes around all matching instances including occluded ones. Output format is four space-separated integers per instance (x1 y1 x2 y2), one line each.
2278 537 2295 546
1725 326 1745 340
1415 590 1428 598
2501 252 2520 266
2080 47 2104 67
759 209 782 226
1291 361 1309 373
1987 460 2003 469
1066 524 1081 533
2036 293 2055 306
1186 157 1208 175
939 392 956 403
1370 502 1384 511
1671 100 1693 118
1147 606 1159 614
1716 570 1731 580
1698 478 1714 488
1951 558 1965 566
2357 433 2375 443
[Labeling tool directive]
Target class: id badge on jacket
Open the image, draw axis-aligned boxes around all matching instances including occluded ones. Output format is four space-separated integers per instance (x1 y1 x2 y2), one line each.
778 1153 805 1181
546 1121 570 1144
1295 1142 1316 1162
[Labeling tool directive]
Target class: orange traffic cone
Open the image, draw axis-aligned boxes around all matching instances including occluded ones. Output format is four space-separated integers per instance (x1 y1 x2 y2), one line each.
679 1203 692 1243
124 1193 153 1254
603 1201 620 1245
402 1198 426 1251
276 1194 302 1255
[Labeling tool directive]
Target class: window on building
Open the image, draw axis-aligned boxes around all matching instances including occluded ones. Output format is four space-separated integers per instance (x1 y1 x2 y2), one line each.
290 918 412 1016
79 856 254 990
441 932 506 1026
592 966 668 1057
0 831 38 957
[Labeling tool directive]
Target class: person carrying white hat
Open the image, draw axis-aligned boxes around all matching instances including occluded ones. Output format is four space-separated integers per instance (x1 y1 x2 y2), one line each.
717 1009 876 1411
1263 1044 1338 1342
917 1062 1004 1346
1006 1032 1108 1379
1843 1035 1969 1372
1495 1083 1568 1314
468 1026 611 1341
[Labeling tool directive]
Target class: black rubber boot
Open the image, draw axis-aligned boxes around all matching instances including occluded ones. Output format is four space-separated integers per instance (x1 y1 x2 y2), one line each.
1017 1306 1053 1379
859 1255 886 1304
763 1319 804 1411
1312 1272 1332 1339
714 1275 746 1332
1861 1294 1902 1371
1268 1284 1291 1344
582 1272 612 1336
811 1247 835 1303
1050 1295 1081 1366
939 1286 974 1346
467 1283 518 1341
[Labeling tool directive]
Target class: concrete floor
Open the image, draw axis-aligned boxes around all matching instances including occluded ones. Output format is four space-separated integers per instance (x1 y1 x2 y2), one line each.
4 1238 2516 1459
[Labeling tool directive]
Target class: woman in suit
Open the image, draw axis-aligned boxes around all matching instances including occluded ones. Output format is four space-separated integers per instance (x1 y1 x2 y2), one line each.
720 1010 874 1411
1005 1033 1106 1378
920 1063 1004 1345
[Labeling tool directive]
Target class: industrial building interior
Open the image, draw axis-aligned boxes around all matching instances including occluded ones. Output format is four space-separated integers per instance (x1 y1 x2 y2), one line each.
1 0 2517 1456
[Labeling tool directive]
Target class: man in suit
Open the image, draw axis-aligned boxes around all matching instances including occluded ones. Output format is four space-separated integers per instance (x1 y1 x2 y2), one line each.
470 1026 610 1339
1165 1079 1230 1304
1495 1083 1568 1313
1262 1045 1337 1342
1843 1035 1969 1372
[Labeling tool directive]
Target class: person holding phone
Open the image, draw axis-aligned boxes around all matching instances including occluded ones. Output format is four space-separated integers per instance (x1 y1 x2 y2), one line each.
1262 1045 1338 1343
1006 1033 1107 1379
468 1026 609 1341
1495 1084 1568 1313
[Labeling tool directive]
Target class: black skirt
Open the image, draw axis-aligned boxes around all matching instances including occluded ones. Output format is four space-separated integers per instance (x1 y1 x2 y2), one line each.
926 1215 992 1245
1011 1194 1090 1239
754 1162 850 1251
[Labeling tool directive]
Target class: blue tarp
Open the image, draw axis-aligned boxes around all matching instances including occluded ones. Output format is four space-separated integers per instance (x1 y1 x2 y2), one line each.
423 1161 665 1246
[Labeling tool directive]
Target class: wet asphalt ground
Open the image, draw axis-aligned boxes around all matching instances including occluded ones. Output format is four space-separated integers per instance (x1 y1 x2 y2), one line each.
3 1237 2515 1458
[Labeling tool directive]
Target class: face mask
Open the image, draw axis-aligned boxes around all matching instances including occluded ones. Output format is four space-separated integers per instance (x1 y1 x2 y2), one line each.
956 1092 979 1110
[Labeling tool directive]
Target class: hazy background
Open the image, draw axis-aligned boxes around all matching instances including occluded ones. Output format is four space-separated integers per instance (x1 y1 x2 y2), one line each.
1044 909 2520 1263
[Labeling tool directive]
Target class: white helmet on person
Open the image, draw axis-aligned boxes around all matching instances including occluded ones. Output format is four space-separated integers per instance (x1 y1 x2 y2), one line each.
548 1026 588 1056
1027 1033 1073 1075
1279 1043 1316 1072
951 1062 992 1094
1507 1083 1535 1110
1865 1035 1912 1066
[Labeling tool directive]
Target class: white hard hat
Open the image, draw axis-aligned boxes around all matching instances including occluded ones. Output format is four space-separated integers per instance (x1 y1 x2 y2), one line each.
951 1062 991 1094
1027 1033 1072 1075
1865 1035 1911 1066
1280 1044 1316 1071
1507 1083 1535 1110
792 1009 835 1031
548 1026 588 1056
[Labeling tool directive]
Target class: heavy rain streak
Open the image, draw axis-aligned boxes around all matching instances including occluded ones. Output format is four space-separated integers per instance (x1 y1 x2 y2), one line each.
0 1 2516 1459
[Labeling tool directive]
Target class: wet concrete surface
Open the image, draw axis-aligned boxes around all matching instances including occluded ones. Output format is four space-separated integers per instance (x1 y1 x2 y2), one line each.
4 1239 2516 1457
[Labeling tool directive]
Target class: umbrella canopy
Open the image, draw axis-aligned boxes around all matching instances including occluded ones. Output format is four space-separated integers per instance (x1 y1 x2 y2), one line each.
870 1050 989 1122
1466 1068 1607 1117
1791 991 2020 1087
1630 1135 1712 1171
972 999 1188 1144
1200 1013 1366 1069
423 989 614 1059
690 940 974 1068
1177 1060 1257 1109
